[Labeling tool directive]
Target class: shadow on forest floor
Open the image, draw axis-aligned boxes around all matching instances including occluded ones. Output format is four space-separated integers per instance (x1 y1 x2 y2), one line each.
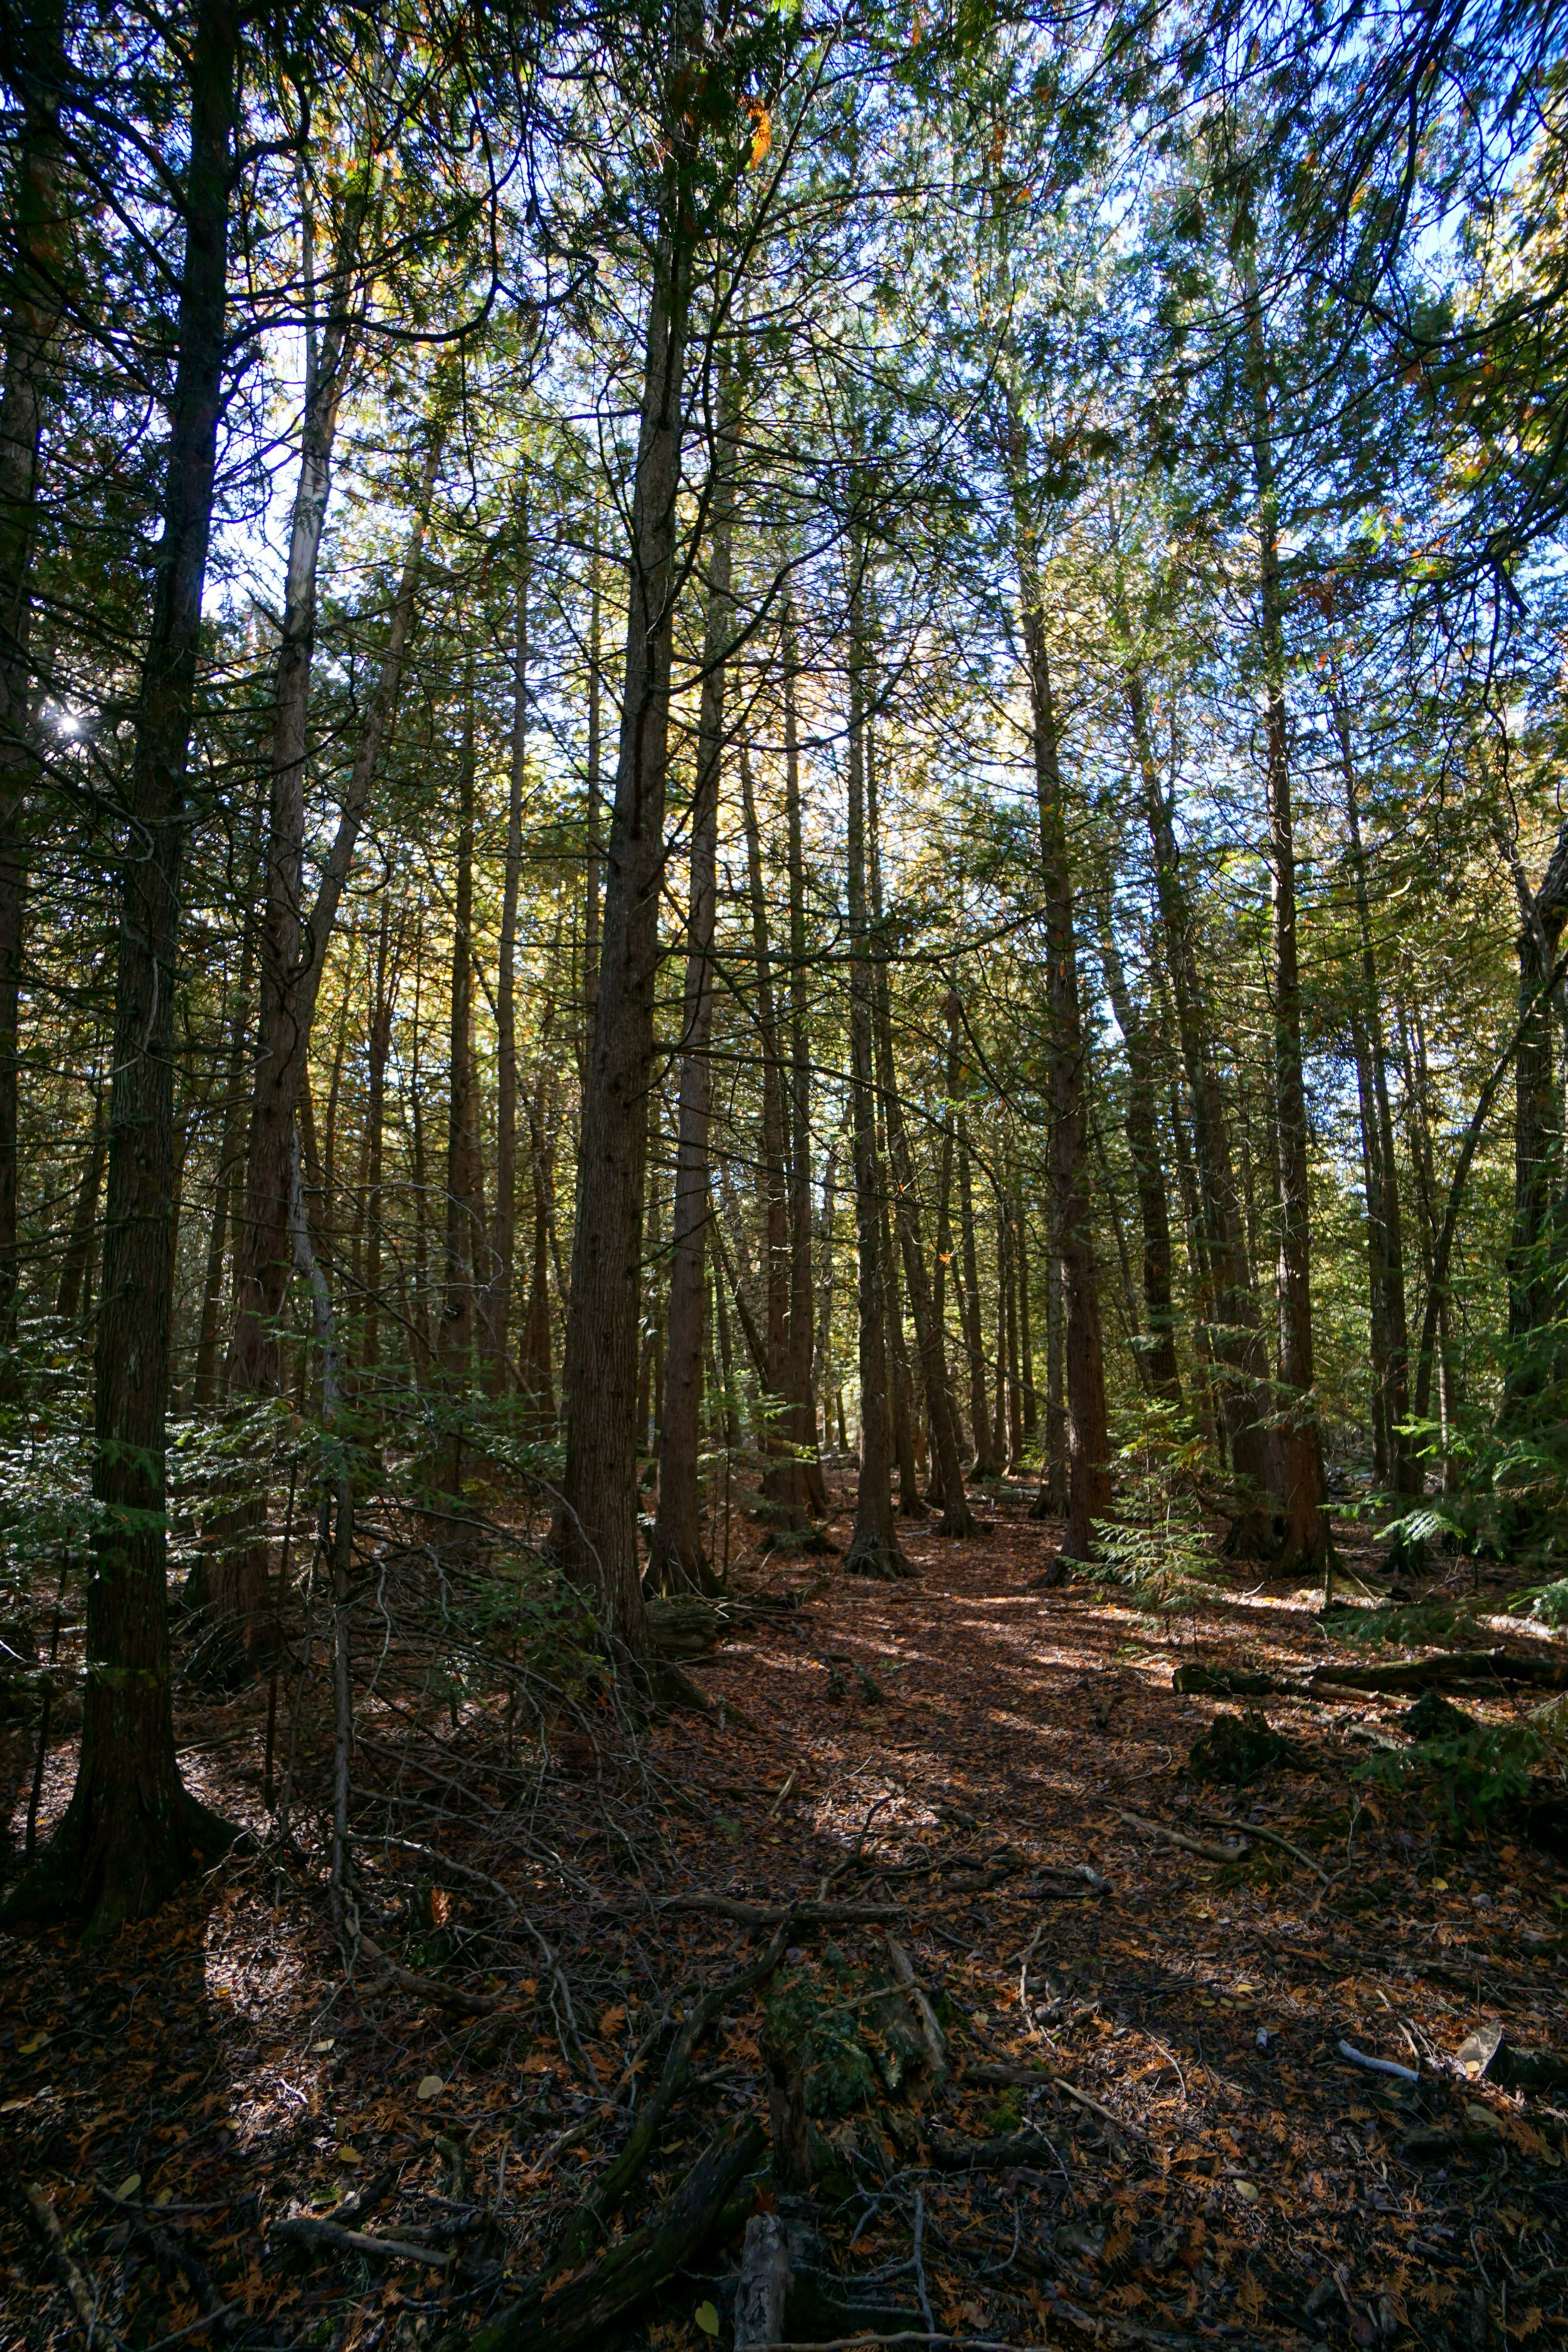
3 1476 1567 2349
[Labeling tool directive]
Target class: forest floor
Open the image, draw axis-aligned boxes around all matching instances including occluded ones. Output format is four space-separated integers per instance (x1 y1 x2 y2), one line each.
4 1477 1568 2352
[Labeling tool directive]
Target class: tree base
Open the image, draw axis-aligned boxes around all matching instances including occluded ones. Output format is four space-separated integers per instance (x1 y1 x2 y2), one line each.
844 1532 914 1581
936 1501 982 1538
1 1776 237 1943
1222 1508 1286 1563
643 1534 723 1598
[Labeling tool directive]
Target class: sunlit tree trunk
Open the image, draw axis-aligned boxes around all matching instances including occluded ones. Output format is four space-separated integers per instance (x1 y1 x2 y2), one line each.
1096 909 1182 1402
782 608 827 1514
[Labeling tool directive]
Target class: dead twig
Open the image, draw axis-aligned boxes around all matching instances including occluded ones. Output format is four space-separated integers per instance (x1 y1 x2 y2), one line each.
1197 1811 1330 1882
272 2213 452 2267
1116 1809 1247 1863
25 2180 110 2347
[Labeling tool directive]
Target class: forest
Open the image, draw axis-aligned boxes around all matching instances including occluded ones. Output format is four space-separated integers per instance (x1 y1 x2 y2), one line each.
4 0 1568 2347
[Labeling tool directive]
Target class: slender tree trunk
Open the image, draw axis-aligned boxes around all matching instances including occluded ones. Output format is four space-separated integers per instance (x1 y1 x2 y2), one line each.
193 857 259 1404
584 507 603 1038
1017 1191 1037 1441
361 899 395 1376
1009 401 1110 1561
489 531 529 1394
1244 257 1330 1575
783 606 827 1514
553 223 694 1653
1349 1000 1393 1481
844 538 906 1578
520 1044 556 1427
650 393 734 1592
0 0 66 1384
220 425 443 1638
741 739 796 1515
1128 656 1273 1542
56 1070 104 1325
1335 719 1417 1492
1042 1172 1069 1508
956 1089 996 1475
4 0 241 1934
438 661 482 1494
1096 909 1182 1401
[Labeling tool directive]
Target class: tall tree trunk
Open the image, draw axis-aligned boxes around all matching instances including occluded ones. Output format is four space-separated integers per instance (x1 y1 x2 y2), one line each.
56 1068 104 1325
1017 1191 1037 1441
193 857 259 1405
520 1040 556 1428
1128 655 1273 1543
4 0 241 1934
650 392 734 1592
741 739 796 1515
583 505 603 1048
1042 1170 1069 1509
1244 255 1330 1576
956 1085 997 1475
1008 398 1110 1562
438 662 482 1493
220 424 443 1638
844 538 907 1579
553 225 693 1653
782 604 827 1514
489 531 529 1394
361 898 395 1376
1096 908 1182 1401
1348 1000 1393 1481
1335 715 1417 1493
0 0 66 1384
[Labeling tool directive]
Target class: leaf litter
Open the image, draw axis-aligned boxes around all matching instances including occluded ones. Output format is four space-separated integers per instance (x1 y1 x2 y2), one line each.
3 1477 1566 2351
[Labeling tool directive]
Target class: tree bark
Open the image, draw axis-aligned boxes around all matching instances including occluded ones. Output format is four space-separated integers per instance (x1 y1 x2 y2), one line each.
3 0 241 1936
1096 908 1182 1401
55 1068 104 1325
1008 397 1110 1562
360 898 396 1375
650 393 734 1593
220 421 443 1636
740 739 797 1515
1244 252 1330 1576
553 223 694 1653
956 1083 997 1476
0 0 67 1379
489 529 529 1394
844 537 907 1579
782 603 827 1514
438 659 483 1493
1127 655 1274 1544
192 866 259 1407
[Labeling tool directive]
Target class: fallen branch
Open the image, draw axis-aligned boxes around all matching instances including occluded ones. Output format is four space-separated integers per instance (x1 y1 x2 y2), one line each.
1036 1863 1110 1895
1311 1650 1568 1695
470 2114 765 2352
271 2213 452 2268
354 1931 503 2016
635 1893 909 1928
1338 2040 1419 2085
1197 1813 1330 1882
550 1915 793 2269
24 2181 109 2346
1116 1811 1248 1863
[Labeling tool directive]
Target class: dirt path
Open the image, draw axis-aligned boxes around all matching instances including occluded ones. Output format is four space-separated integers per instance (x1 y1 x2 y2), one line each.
4 1485 1565 2349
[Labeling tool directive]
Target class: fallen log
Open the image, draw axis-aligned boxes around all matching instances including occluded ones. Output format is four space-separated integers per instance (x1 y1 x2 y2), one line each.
550 1915 793 2270
1116 1809 1248 1863
1174 1650 1568 1702
470 2114 765 2352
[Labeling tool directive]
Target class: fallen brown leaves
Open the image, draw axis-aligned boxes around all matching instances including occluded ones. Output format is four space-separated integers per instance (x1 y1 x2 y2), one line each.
3 1481 1566 2352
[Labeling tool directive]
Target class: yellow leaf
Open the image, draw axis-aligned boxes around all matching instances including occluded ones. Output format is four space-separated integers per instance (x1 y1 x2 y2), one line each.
115 2174 142 2201
336 2146 361 2166
416 2074 445 2101
18 2031 50 2055
746 101 771 170
695 2300 721 2337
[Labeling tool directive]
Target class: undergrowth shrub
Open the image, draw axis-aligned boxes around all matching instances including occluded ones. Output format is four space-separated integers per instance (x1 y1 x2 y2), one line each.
1090 1402 1223 1614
